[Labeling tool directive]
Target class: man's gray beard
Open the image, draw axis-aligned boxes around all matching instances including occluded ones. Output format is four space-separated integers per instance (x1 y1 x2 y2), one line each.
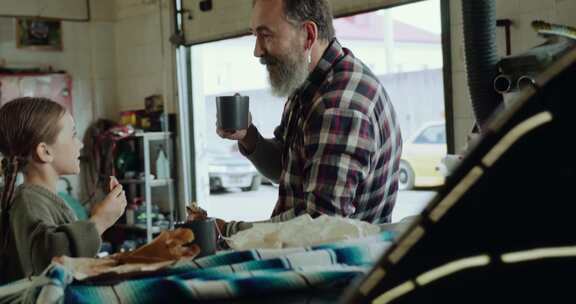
266 52 309 97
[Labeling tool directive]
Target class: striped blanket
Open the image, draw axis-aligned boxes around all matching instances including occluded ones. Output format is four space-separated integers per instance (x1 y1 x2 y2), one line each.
0 231 394 304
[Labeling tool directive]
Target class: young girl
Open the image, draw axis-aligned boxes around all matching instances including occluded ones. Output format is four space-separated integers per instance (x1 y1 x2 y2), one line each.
0 97 127 284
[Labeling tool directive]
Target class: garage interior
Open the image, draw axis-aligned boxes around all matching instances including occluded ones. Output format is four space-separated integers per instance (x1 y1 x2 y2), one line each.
1 0 575 302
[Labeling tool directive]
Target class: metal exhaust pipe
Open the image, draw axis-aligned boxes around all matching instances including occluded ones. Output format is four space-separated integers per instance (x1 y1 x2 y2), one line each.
494 74 513 94
517 75 536 90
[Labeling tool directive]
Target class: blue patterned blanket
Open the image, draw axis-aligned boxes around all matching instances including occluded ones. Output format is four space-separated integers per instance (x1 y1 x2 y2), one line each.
0 231 394 304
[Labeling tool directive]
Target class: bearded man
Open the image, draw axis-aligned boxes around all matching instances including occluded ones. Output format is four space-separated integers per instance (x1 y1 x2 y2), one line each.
215 0 403 236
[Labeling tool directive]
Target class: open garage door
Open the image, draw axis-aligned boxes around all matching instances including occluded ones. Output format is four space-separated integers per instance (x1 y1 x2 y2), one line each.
179 0 424 45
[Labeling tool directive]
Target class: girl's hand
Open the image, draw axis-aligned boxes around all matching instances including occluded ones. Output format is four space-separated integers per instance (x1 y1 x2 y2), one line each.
90 183 127 235
109 176 120 191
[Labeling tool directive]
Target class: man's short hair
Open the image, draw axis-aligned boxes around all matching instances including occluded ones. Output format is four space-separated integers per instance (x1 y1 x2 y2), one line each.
283 0 335 41
253 0 335 42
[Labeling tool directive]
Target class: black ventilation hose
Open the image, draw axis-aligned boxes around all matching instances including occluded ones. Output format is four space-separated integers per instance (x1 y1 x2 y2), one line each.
462 0 502 131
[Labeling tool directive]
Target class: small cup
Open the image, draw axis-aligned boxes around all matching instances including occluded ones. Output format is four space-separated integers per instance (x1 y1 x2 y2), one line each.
216 94 249 130
175 218 217 258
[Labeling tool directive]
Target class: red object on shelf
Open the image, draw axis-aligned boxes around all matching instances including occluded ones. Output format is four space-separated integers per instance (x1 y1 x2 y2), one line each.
0 73 73 116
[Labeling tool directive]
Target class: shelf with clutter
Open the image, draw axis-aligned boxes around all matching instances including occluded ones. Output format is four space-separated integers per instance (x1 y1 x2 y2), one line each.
83 95 178 254
102 131 176 253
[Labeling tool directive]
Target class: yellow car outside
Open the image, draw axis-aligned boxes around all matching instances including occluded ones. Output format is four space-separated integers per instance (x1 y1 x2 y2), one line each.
399 121 447 190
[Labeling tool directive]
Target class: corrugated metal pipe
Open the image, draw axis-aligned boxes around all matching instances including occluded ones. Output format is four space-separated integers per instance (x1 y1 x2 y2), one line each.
462 0 503 132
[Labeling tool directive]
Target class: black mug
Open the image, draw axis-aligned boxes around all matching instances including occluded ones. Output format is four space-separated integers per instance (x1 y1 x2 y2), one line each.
175 218 218 258
216 94 249 130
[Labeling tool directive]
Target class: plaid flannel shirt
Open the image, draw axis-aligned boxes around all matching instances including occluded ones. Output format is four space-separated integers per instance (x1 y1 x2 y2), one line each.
270 39 402 224
226 39 402 236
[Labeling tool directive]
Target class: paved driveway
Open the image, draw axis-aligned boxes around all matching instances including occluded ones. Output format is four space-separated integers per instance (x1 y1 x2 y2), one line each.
205 185 435 223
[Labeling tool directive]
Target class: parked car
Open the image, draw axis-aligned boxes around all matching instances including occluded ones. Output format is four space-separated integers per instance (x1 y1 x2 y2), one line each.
399 121 447 190
260 174 279 187
208 150 261 192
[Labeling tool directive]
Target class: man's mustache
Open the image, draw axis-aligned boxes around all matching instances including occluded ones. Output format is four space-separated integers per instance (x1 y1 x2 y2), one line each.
260 55 280 66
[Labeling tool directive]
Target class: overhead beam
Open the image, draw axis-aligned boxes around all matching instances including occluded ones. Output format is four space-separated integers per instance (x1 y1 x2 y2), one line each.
180 0 423 46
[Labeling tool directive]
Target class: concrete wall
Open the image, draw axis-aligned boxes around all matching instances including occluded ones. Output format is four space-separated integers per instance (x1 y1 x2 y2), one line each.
0 0 178 126
0 0 117 129
449 0 576 153
114 0 177 115
0 0 90 20
113 0 182 214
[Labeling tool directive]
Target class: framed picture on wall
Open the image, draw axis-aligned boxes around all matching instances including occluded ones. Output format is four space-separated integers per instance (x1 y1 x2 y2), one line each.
16 18 62 51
